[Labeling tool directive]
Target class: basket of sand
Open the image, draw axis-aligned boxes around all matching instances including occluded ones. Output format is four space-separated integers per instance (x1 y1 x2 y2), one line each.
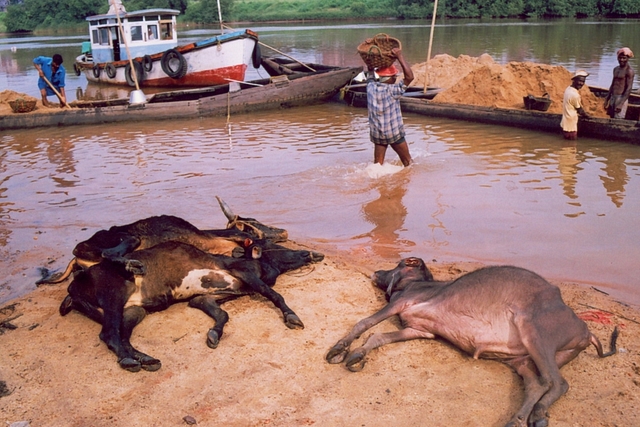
8 98 37 113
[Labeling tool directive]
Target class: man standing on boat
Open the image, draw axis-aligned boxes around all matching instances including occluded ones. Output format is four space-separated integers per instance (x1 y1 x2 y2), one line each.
561 70 590 140
33 54 66 108
605 47 635 119
366 47 414 167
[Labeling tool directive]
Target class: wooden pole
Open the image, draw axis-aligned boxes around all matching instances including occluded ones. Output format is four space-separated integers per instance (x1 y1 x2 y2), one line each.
216 0 224 31
424 0 439 93
222 23 316 72
41 74 71 109
111 0 141 92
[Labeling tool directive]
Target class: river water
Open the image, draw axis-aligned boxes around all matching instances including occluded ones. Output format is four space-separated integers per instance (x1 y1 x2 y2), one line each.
1 19 639 306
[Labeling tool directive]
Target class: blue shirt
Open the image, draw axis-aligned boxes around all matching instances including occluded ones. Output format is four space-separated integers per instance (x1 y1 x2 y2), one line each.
34 56 66 95
366 75 407 145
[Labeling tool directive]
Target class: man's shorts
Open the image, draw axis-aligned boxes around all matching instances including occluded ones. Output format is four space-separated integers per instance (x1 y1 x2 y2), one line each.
372 136 406 147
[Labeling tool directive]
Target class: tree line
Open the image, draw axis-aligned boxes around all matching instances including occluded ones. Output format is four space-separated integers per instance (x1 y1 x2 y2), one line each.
4 0 640 33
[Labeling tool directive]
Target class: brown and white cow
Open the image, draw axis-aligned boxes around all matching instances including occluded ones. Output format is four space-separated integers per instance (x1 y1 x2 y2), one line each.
60 239 324 372
326 257 618 427
37 197 288 285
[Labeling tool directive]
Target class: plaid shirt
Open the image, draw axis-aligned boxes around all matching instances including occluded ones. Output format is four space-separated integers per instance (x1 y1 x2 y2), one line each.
366 75 407 145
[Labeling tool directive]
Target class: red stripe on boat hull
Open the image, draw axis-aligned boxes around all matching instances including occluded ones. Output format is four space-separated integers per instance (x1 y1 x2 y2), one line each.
141 64 248 87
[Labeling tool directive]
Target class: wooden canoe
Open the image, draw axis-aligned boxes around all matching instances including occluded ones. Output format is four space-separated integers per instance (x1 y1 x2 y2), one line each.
1 59 361 131
340 82 444 108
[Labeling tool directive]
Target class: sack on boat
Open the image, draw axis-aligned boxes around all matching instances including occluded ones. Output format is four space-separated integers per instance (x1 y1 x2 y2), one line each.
357 34 401 69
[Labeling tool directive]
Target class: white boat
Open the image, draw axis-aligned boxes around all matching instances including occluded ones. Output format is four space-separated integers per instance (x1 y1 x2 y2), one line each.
74 2 259 88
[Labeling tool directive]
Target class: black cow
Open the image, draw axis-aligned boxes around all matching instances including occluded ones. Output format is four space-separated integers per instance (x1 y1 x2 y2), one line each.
60 240 324 372
37 197 288 285
326 257 618 427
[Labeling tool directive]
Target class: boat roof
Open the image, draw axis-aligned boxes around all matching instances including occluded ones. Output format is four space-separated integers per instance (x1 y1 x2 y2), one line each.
86 8 179 22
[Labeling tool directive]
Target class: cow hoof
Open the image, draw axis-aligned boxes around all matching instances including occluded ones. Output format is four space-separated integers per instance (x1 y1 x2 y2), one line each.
528 418 548 427
119 358 142 372
139 356 162 372
284 313 304 330
345 351 366 372
125 260 145 275
326 345 348 364
207 330 220 349
59 295 74 316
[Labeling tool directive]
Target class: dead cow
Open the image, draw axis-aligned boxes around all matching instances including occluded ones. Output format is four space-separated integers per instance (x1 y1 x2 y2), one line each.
326 257 618 427
60 240 324 373
37 196 288 285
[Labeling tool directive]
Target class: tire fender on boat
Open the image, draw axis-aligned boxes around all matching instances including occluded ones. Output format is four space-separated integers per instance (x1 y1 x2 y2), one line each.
125 61 144 87
105 63 117 79
73 63 82 76
92 64 101 78
143 55 153 72
251 43 261 69
161 49 188 79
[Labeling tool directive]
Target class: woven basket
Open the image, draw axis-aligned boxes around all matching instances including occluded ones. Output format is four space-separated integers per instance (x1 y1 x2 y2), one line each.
357 33 401 69
8 98 37 113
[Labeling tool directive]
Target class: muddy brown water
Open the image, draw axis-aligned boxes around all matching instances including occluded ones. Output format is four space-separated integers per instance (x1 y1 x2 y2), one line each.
1 19 640 307
1 101 639 307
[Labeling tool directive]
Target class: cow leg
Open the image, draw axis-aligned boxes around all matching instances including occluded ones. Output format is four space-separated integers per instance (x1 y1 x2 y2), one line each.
59 294 105 324
239 276 303 329
345 328 435 372
504 317 569 427
326 302 406 365
188 295 230 349
99 304 142 372
526 347 585 427
120 306 161 372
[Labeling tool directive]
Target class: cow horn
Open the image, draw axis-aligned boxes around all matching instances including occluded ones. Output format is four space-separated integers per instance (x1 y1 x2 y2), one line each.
216 196 238 221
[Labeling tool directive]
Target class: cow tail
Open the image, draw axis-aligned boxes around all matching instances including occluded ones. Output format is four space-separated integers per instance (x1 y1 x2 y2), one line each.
590 326 619 358
36 258 77 285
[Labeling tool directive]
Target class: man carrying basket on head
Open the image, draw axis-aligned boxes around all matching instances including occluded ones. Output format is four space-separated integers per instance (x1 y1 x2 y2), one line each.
363 43 414 167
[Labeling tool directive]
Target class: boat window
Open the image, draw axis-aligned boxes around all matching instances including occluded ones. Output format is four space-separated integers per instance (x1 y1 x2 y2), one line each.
147 25 158 41
145 15 159 22
131 25 143 42
128 16 144 22
92 29 99 44
160 22 172 40
99 27 111 45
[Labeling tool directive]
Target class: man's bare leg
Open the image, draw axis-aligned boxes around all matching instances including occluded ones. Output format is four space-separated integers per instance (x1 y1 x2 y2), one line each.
40 89 49 107
374 144 387 165
391 141 412 166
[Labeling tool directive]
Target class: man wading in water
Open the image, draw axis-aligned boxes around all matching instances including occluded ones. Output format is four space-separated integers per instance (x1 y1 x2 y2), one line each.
605 47 635 119
366 47 414 167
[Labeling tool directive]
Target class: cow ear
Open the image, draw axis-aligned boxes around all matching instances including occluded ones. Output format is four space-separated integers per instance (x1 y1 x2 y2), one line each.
243 238 253 247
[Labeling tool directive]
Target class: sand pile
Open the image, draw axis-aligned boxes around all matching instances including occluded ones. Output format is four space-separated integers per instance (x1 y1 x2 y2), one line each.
411 55 608 117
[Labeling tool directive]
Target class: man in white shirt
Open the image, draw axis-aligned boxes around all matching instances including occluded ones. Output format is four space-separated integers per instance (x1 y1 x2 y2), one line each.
561 70 590 140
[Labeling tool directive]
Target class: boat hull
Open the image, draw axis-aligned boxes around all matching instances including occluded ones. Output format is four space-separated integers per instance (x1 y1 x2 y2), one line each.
400 97 640 144
77 31 257 88
1 62 361 130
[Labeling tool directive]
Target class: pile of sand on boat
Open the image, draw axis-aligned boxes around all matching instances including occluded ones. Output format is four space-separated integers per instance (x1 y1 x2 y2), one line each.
411 53 609 118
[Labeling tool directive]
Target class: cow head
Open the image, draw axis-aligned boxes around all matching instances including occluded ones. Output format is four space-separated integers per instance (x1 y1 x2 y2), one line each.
73 231 141 264
372 257 434 298
216 196 288 242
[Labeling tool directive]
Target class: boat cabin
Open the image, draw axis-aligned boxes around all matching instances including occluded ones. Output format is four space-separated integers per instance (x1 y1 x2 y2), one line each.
86 8 179 63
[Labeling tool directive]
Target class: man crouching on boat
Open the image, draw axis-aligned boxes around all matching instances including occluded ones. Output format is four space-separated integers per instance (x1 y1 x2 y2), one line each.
366 48 414 167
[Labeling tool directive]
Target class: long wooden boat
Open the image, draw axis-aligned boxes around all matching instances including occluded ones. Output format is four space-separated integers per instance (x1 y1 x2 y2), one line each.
74 2 259 88
341 82 444 108
400 97 640 144
0 60 361 131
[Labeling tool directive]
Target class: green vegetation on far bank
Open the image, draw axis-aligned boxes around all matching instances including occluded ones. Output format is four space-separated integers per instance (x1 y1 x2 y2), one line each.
4 0 640 33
